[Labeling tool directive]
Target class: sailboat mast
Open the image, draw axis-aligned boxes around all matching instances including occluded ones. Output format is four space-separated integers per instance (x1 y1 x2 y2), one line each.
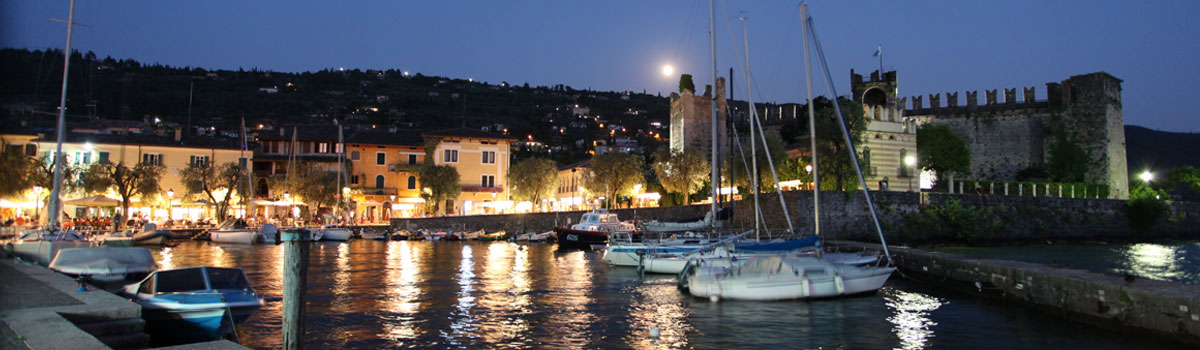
737 17 761 240
47 0 77 228
242 118 254 220
338 125 348 223
801 3 819 238
708 0 719 231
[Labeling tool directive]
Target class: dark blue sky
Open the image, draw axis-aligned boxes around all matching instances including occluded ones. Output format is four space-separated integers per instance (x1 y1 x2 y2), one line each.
3 1 1197 132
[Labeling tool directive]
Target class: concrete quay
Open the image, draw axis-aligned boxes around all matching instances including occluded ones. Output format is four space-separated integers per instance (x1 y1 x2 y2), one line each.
831 241 1200 346
0 258 247 350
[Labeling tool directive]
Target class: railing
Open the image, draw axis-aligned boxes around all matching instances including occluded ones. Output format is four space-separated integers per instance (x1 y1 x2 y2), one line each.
359 187 398 196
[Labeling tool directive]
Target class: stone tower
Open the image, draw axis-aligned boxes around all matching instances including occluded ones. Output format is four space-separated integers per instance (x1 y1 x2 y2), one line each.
851 69 919 191
669 77 727 163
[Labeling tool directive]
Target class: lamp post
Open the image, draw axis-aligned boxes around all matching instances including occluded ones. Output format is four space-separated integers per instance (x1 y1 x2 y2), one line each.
33 186 44 225
804 164 813 190
283 192 292 219
1139 171 1153 183
904 155 917 192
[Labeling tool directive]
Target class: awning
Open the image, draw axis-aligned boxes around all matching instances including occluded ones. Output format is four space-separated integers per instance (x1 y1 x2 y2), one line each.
65 195 120 207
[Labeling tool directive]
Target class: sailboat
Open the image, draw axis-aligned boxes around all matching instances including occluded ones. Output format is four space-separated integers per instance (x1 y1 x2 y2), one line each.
680 3 895 301
315 123 353 241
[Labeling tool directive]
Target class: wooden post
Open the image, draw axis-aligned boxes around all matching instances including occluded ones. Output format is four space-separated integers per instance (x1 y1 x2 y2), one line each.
989 182 994 195
1004 183 1009 196
282 228 310 350
1019 183 1023 196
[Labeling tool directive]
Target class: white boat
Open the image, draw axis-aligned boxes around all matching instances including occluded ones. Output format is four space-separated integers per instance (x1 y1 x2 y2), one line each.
555 210 638 249
208 220 277 244
9 229 93 265
682 255 895 301
120 266 264 342
49 247 157 286
131 223 171 245
640 208 732 233
318 226 352 241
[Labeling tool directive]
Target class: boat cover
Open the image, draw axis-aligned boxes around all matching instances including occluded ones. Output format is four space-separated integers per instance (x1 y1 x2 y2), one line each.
49 247 158 275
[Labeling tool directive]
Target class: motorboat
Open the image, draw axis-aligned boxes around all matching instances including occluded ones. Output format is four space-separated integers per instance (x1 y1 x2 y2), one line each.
49 247 157 288
640 207 732 233
681 255 895 301
98 231 134 247
514 231 551 242
207 219 259 244
554 210 637 249
120 266 264 343
480 230 505 241
8 228 93 265
131 223 171 245
317 226 352 241
19 228 86 242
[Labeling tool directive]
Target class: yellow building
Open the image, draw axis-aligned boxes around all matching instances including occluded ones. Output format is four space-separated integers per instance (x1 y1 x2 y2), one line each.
553 160 590 211
345 131 425 222
421 128 514 215
31 131 246 221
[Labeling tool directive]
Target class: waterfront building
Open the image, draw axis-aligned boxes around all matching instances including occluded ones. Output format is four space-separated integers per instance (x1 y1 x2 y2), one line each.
251 125 343 219
28 129 244 221
553 159 590 211
344 131 425 222
421 128 514 215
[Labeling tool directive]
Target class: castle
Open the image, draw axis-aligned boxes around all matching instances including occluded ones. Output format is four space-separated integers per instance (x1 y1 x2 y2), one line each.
852 69 1130 198
669 77 728 163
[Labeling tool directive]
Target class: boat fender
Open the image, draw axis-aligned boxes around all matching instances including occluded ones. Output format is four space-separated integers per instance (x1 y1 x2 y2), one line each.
709 295 719 303
801 279 810 298
649 326 661 339
834 276 845 295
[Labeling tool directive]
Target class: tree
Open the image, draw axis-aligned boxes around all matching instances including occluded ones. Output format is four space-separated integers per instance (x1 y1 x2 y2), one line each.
653 150 710 204
812 97 870 191
1169 166 1200 191
583 153 644 208
180 161 246 222
1046 137 1089 182
0 146 32 198
80 161 163 229
417 165 460 216
508 157 558 210
679 74 695 94
284 162 341 218
730 129 790 192
916 123 970 189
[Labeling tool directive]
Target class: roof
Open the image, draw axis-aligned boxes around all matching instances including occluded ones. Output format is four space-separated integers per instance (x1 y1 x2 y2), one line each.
345 130 423 147
256 124 343 142
421 127 515 141
33 132 243 150
558 159 591 171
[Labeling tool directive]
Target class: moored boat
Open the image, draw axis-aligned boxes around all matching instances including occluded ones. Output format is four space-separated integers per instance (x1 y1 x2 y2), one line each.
49 246 157 288
120 266 264 344
318 226 352 241
555 210 637 250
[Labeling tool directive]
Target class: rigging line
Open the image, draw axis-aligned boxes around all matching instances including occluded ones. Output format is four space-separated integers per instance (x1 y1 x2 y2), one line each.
666 0 701 93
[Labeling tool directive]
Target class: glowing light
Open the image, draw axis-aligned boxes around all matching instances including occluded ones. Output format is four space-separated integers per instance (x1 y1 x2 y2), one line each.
904 155 917 167
661 64 674 77
1139 171 1154 182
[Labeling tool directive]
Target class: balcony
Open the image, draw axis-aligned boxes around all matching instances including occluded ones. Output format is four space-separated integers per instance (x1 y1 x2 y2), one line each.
358 186 398 196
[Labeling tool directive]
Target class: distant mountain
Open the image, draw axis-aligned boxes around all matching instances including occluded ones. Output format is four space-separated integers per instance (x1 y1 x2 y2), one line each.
1125 125 1200 171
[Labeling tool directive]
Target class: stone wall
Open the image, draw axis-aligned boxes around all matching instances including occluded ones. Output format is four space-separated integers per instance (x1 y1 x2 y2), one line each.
393 190 1199 244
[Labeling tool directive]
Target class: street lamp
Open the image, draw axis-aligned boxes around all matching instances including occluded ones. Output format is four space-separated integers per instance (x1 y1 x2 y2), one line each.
1139 171 1154 183
904 156 917 192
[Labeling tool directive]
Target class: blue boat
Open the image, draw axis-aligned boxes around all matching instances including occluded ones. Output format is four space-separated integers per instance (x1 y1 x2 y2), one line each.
120 266 264 344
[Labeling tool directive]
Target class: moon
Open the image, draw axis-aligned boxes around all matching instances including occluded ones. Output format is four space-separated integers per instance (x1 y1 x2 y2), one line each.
661 64 674 77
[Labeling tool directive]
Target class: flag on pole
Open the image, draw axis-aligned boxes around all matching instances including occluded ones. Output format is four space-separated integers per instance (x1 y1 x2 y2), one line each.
873 45 881 57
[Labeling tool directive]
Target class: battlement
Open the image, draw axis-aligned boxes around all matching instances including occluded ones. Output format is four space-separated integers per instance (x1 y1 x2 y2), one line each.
905 82 1059 116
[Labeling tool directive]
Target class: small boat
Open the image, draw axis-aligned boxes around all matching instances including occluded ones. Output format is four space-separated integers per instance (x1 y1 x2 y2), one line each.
19 228 86 242
480 230 506 241
317 226 352 241
640 207 732 233
555 210 637 250
98 231 134 247
207 219 259 244
131 223 172 246
681 255 895 301
49 247 157 288
392 230 411 240
9 229 93 265
120 266 265 343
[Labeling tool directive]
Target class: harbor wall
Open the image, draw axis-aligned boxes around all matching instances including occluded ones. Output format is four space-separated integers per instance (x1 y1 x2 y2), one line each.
391 191 1200 243
830 241 1200 346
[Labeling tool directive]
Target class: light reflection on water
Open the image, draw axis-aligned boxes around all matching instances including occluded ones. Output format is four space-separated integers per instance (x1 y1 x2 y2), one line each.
148 241 1191 350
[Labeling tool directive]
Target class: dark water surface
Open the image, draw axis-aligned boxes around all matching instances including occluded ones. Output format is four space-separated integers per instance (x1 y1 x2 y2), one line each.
938 241 1200 285
153 241 1188 349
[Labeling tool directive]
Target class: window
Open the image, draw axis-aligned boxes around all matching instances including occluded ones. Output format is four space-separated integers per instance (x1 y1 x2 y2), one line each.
407 176 417 189
408 154 417 165
443 149 458 163
98 152 110 163
899 149 910 177
319 143 328 153
154 268 207 293
142 153 163 166
376 152 386 165
335 143 343 153
481 175 495 188
189 155 210 167
350 175 359 185
482 151 496 164
375 174 385 188
351 151 360 160
24 144 36 157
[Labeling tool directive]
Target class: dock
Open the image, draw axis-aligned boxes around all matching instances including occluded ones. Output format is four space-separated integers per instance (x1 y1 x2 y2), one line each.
0 258 247 350
831 241 1200 346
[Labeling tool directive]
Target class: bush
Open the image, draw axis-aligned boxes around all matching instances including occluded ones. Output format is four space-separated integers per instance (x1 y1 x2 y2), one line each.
903 199 1007 243
1125 185 1169 232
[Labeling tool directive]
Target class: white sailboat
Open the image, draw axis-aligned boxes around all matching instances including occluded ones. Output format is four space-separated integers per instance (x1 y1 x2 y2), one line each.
682 3 894 301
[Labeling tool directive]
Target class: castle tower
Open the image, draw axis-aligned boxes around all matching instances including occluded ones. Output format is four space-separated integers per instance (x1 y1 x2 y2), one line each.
669 77 727 163
1058 72 1128 198
851 69 918 191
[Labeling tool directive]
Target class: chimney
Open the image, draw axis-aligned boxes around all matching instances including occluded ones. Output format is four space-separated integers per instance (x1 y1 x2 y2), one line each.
174 127 182 142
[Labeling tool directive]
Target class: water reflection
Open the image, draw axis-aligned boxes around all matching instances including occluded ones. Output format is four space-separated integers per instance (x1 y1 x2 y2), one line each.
546 250 595 348
381 240 422 342
444 244 478 345
624 275 692 349
158 247 174 270
884 287 943 350
1122 243 1180 282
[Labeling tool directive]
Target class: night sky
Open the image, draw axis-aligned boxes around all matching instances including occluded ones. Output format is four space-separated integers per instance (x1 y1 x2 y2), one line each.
2 0 1197 132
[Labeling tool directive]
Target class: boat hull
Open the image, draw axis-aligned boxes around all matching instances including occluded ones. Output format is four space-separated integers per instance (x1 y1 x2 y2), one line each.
319 228 352 241
686 263 895 301
554 227 608 249
209 230 258 244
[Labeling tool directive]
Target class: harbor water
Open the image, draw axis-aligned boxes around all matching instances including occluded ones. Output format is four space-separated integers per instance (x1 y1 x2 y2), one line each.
152 240 1189 349
938 241 1200 285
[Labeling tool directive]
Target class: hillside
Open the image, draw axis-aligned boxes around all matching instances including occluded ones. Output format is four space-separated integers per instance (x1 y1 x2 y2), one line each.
1124 125 1200 171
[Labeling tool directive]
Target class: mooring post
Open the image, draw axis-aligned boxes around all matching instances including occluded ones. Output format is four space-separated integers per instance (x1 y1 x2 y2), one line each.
282 228 310 350
1005 183 1009 196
